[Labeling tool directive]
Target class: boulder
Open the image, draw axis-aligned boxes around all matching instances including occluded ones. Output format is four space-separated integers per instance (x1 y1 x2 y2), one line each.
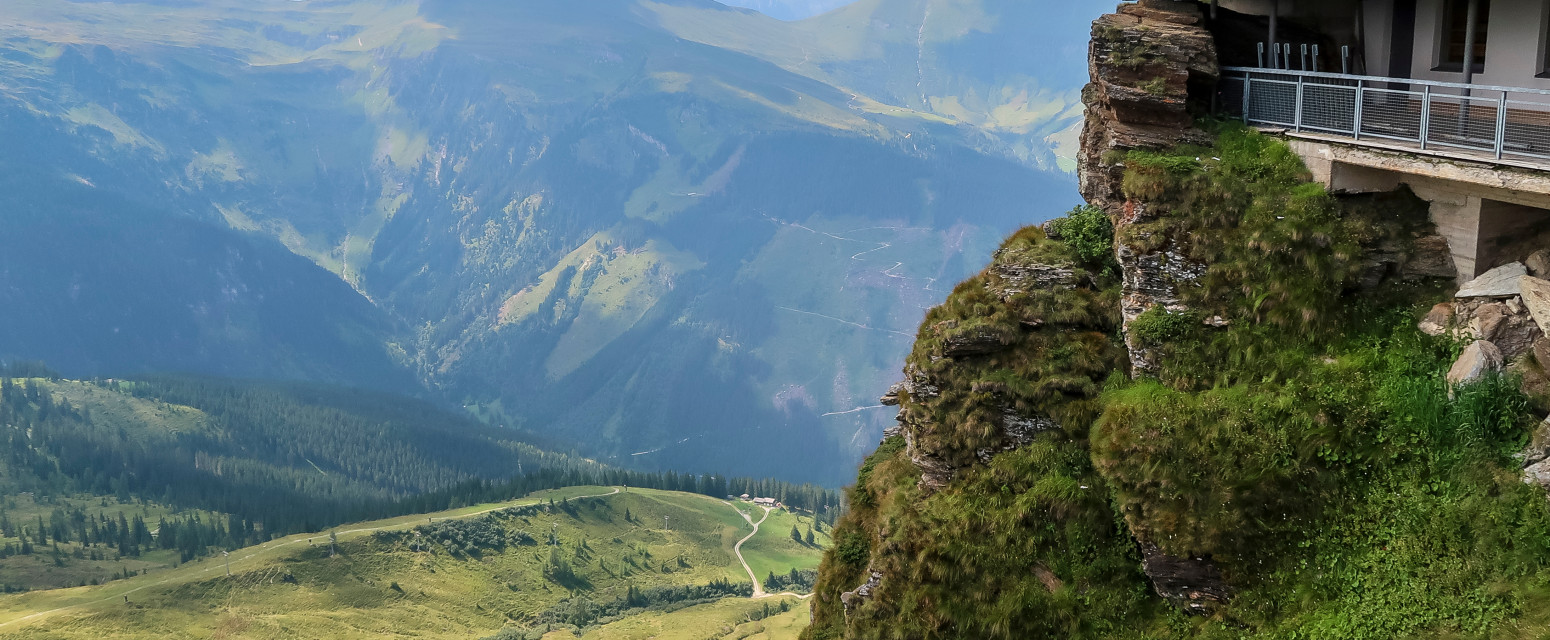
1525 458 1550 490
1469 302 1542 359
1447 341 1505 387
1418 302 1454 337
1527 249 1550 278
1521 275 1550 333
1456 262 1527 298
1536 337 1550 371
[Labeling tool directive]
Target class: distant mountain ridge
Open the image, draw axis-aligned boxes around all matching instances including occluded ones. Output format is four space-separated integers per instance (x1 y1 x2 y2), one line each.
0 0 1102 484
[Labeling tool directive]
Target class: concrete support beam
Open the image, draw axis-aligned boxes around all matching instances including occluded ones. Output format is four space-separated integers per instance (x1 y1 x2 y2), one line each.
1282 135 1550 282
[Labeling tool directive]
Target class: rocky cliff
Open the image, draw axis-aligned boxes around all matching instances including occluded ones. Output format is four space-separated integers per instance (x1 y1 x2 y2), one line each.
802 2 1550 638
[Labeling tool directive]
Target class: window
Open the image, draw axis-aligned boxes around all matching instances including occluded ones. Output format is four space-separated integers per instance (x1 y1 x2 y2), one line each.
1542 4 1550 75
1438 0 1490 72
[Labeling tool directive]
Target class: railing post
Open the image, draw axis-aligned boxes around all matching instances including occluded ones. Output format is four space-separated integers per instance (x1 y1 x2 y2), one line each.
1242 75 1252 124
1495 92 1508 159
1294 74 1304 132
1419 85 1432 149
1353 80 1364 138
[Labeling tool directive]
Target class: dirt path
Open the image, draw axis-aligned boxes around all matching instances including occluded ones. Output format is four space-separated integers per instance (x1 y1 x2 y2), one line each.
727 503 773 596
720 501 814 601
0 487 623 630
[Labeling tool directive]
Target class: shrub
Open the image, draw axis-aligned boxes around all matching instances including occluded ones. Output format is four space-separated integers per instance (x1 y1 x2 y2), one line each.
1047 205 1118 276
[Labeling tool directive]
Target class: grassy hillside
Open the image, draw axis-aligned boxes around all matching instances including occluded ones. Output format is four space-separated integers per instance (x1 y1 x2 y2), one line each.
0 488 826 639
564 595 810 639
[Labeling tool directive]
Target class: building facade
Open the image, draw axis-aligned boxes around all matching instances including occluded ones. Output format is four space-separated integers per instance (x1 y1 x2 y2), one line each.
1214 0 1550 281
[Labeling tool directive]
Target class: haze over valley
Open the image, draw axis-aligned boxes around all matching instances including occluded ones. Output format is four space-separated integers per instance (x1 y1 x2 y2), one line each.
0 0 1098 485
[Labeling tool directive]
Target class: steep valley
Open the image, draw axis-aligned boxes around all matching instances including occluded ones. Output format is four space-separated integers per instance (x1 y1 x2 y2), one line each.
0 0 1102 483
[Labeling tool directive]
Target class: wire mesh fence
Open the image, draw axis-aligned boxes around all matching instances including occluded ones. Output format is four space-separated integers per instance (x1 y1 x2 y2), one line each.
1219 66 1550 163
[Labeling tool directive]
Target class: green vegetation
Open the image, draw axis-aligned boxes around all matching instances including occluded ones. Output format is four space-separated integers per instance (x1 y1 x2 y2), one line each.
553 594 809 640
0 372 839 587
740 509 832 583
1047 204 1119 277
0 488 825 639
805 125 1550 639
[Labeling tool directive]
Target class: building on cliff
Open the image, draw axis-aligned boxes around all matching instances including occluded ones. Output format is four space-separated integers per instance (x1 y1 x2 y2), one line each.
1211 0 1550 281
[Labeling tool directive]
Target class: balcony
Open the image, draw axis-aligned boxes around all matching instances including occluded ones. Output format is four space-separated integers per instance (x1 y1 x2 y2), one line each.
1219 67 1550 171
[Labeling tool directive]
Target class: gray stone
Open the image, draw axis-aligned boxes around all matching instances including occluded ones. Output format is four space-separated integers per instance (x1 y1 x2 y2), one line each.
1528 249 1550 278
1456 262 1527 298
1537 337 1550 371
1525 458 1550 489
840 570 883 615
1418 302 1454 337
987 259 1078 300
1521 276 1550 334
1447 340 1505 387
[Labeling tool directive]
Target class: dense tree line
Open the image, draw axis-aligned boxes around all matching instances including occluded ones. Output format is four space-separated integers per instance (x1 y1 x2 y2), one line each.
0 372 842 547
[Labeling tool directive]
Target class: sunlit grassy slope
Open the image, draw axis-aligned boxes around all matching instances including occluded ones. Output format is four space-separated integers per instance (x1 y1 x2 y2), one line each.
562 595 810 639
0 488 825 639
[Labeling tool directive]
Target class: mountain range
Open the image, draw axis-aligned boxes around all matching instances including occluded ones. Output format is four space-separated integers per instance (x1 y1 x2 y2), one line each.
0 0 1102 484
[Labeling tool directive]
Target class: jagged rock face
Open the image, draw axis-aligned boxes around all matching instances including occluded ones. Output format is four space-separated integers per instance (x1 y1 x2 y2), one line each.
839 570 883 615
1079 0 1218 374
1076 0 1235 611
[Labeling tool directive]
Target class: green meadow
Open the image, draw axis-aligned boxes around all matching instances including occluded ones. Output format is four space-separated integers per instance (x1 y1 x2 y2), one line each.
0 487 826 639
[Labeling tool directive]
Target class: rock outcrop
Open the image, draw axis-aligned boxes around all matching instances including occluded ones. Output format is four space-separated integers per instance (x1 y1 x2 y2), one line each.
1077 0 1233 611
1447 341 1505 387
1140 543 1232 613
1079 0 1218 374
839 570 882 616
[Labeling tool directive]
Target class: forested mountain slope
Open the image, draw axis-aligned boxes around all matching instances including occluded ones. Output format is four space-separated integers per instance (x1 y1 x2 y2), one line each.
0 0 1100 483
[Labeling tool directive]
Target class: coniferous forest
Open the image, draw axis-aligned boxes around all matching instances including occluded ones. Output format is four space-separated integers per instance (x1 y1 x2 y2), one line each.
0 365 841 559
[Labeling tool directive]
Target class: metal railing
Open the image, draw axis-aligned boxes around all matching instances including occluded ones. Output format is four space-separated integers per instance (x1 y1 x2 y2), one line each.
1220 66 1550 163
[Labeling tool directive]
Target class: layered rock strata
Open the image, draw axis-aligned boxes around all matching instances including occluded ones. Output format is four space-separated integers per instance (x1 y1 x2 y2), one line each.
1079 0 1218 373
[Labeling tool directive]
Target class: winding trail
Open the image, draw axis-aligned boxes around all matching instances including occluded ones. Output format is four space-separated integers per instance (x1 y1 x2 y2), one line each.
721 501 813 601
0 487 623 631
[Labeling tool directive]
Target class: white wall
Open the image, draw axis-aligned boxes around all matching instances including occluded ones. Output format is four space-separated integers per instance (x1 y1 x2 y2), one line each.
1410 0 1550 90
